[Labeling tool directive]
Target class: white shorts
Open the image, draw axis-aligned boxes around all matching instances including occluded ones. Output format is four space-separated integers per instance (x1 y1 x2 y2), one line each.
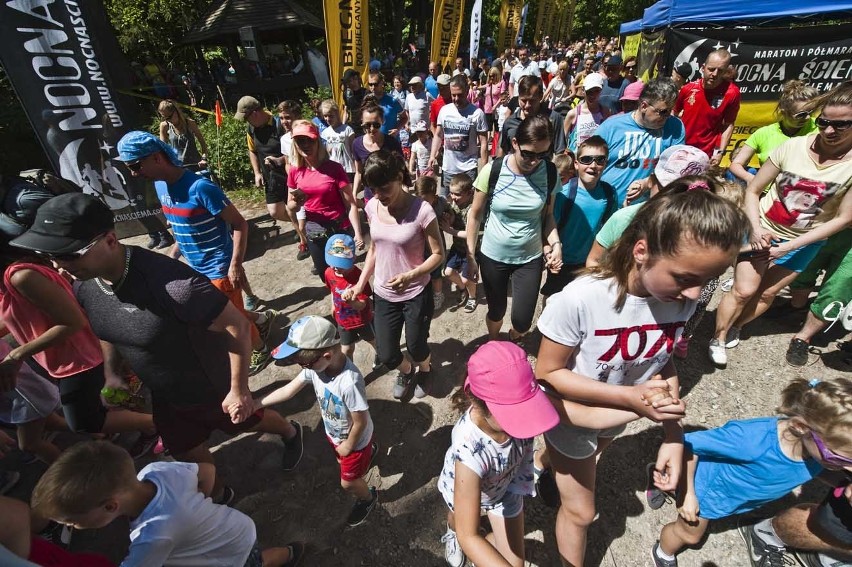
545 422 627 460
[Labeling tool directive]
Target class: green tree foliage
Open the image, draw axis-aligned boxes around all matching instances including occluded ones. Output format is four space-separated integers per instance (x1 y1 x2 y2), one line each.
0 66 50 173
103 0 211 64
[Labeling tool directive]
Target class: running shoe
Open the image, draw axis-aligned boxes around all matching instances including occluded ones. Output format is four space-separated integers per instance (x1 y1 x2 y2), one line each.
282 421 304 472
346 486 378 527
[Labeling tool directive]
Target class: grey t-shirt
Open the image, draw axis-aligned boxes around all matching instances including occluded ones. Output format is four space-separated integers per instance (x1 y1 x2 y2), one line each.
74 247 230 406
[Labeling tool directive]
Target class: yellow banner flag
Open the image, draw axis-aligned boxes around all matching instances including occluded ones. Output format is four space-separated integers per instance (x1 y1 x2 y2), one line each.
431 0 466 74
534 0 555 45
323 0 370 106
498 0 524 53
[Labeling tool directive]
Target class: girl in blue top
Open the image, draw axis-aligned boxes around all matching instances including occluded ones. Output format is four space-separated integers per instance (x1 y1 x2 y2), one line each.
651 377 852 567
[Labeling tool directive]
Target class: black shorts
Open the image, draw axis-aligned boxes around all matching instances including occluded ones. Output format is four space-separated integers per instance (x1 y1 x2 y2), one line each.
338 322 376 346
540 263 585 297
815 486 852 546
445 248 469 275
265 171 289 204
485 113 496 132
152 397 263 455
58 364 108 433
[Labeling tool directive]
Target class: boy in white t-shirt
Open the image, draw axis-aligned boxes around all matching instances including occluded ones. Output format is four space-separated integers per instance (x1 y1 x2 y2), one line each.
252 316 379 527
408 120 434 179
31 441 304 567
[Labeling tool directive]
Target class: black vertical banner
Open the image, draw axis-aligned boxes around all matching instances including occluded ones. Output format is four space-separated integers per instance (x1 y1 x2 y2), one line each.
0 0 166 238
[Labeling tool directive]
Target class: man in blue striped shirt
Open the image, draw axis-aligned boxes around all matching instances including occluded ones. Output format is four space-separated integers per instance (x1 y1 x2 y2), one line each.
116 131 278 375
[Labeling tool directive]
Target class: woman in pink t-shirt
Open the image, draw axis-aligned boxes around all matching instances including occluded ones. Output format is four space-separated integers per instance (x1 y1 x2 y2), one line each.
287 120 363 281
0 246 154 441
347 151 444 400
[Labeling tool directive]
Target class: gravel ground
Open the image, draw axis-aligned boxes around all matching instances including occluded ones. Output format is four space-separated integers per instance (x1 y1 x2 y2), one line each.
4 203 850 566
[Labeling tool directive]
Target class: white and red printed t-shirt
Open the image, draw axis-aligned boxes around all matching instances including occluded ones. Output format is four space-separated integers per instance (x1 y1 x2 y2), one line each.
537 275 695 385
759 134 852 240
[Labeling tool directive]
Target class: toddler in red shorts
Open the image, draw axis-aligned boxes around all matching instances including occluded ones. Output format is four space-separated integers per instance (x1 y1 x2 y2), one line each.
247 316 379 527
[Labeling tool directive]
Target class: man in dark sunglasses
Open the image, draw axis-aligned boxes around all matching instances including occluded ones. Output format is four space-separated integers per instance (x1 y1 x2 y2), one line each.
595 77 686 204
366 71 404 136
674 48 742 165
10 193 306 500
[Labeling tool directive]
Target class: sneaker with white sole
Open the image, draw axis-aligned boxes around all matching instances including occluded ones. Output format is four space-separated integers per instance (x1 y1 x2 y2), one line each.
651 541 678 567
721 278 734 292
346 486 377 527
645 462 669 510
393 366 416 400
256 309 279 342
708 339 727 367
725 327 741 348
738 521 789 567
441 526 466 567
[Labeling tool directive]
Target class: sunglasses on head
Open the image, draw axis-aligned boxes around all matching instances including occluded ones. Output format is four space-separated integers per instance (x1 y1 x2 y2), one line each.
362 121 382 130
811 431 852 467
518 148 549 161
38 233 105 262
577 154 607 165
816 116 852 131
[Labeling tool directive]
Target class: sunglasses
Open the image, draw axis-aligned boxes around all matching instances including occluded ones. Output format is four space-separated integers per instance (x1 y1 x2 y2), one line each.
816 116 852 131
39 234 105 262
297 354 324 368
362 121 382 130
577 154 607 165
810 431 852 467
645 103 673 117
519 148 549 161
791 111 811 120
125 159 145 172
367 82 382 87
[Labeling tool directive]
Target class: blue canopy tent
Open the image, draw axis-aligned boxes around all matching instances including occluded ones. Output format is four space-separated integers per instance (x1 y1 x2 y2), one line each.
619 19 642 36
631 0 852 31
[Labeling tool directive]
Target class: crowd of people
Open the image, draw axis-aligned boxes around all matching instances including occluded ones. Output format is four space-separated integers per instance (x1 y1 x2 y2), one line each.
0 35 851 567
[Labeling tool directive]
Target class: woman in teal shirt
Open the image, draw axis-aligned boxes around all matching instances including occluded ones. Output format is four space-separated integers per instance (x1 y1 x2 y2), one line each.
729 80 818 184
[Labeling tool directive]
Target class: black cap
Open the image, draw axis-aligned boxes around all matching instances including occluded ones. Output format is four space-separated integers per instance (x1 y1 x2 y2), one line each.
675 62 693 80
607 54 623 67
10 193 114 254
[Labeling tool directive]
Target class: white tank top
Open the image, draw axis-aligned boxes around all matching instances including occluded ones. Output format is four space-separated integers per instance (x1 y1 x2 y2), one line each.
571 102 604 150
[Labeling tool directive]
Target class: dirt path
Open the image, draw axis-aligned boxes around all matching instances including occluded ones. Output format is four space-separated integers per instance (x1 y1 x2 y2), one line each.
6 203 850 566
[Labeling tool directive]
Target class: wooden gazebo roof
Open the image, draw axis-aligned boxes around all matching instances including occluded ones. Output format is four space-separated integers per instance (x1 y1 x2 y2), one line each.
183 0 325 44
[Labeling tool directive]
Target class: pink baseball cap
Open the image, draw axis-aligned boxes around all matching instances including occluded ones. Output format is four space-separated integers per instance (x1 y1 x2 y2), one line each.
291 121 319 139
465 342 559 439
620 80 644 101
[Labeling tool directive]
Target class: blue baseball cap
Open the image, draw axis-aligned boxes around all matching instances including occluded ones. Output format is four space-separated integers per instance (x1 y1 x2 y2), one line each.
324 233 356 269
117 130 182 166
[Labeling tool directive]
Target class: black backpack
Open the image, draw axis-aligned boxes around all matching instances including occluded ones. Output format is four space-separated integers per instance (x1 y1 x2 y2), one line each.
483 156 557 231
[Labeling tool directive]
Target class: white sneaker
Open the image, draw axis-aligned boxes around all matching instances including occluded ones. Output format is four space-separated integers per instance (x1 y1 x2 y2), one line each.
441 527 465 567
721 278 734 292
725 327 741 348
708 339 727 367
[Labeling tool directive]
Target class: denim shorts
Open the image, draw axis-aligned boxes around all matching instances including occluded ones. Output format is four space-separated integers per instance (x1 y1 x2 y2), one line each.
544 422 627 460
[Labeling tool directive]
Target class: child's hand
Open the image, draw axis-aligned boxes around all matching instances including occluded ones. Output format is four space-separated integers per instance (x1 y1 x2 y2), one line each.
227 402 245 421
655 442 684 493
677 491 700 523
634 380 685 420
336 442 353 457
340 287 357 302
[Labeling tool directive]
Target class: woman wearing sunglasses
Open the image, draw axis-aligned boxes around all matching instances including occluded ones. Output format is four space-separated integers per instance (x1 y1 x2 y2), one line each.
351 102 403 205
464 114 562 341
710 82 852 368
729 80 819 185
0 227 156 450
286 120 363 282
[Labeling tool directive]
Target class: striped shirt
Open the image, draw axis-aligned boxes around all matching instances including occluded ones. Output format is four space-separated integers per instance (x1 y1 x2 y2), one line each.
154 171 233 280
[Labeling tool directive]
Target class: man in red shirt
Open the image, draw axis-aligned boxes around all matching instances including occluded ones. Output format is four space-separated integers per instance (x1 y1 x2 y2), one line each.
429 74 452 134
674 49 741 165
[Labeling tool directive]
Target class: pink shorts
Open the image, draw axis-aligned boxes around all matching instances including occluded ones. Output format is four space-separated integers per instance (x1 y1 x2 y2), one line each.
329 435 374 481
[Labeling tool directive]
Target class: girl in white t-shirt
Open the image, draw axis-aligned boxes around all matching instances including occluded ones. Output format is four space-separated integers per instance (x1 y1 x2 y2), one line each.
438 341 559 567
534 190 750 567
408 120 433 178
319 100 356 181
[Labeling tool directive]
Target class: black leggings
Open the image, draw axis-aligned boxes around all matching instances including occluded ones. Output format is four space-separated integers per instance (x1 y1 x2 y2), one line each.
373 287 434 369
478 253 543 333
58 364 108 433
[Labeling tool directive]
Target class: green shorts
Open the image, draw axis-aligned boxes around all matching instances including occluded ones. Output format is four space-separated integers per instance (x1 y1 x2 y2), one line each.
791 229 852 321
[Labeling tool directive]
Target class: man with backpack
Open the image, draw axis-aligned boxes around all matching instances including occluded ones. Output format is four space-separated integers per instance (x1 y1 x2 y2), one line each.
235 96 291 230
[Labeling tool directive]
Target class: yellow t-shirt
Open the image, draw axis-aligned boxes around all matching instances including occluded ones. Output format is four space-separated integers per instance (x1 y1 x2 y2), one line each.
759 134 852 240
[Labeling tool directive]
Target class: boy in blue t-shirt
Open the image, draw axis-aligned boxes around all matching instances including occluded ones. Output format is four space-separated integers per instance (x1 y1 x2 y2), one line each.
540 135 616 298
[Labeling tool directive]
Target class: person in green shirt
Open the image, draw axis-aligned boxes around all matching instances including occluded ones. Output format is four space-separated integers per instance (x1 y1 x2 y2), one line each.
729 80 818 184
